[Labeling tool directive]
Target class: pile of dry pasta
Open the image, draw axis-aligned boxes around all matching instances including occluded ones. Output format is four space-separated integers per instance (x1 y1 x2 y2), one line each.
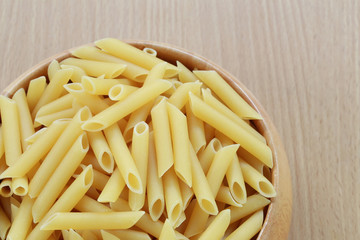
0 38 276 240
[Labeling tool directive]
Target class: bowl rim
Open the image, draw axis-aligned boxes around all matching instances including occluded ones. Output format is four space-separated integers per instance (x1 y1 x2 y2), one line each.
2 40 292 240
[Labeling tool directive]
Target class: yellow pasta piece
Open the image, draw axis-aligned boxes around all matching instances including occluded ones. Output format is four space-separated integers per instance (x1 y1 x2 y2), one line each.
82 152 108 175
184 202 209 237
186 103 206 153
32 68 73 117
189 93 273 168
95 38 178 78
109 198 131 212
41 211 145 230
147 132 165 221
198 209 230 240
176 61 199 83
101 230 120 240
0 96 22 166
71 46 148 82
104 124 142 194
48 60 61 81
143 47 157 56
82 76 121 95
163 167 183 225
151 98 174 177
168 81 202 109
0 178 12 197
36 94 74 118
0 127 4 159
75 195 112 213
26 165 93 240
179 180 194 210
82 79 172 131
6 196 34 240
198 138 222 174
129 122 149 211
0 204 10 240
29 107 91 198
143 62 168 86
226 155 247 204
97 168 125 203
13 88 35 151
167 103 192 187
26 76 47 112
239 158 276 198
193 70 262 120
12 176 28 196
107 229 151 240
60 64 87 83
35 107 78 127
225 209 264 240
189 144 218 215
108 84 139 101
87 130 114 174
66 229 84 240
61 57 126 79
159 219 177 240
202 88 266 143
229 194 270 224
216 186 242 207
32 133 89 223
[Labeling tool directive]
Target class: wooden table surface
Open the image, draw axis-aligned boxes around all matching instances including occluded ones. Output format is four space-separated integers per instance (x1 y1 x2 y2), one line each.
0 0 359 239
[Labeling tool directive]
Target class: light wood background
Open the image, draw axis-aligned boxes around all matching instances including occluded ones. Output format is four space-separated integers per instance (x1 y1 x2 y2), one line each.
0 0 359 239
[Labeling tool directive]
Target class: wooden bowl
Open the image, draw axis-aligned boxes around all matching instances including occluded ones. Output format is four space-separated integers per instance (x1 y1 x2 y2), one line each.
2 40 292 240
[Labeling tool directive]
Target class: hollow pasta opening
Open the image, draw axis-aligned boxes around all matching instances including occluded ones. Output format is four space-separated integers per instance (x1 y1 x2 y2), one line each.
259 181 276 198
171 204 182 223
201 199 217 215
110 67 124 79
80 134 90 150
100 152 113 173
81 78 95 93
134 122 148 135
211 139 222 152
231 182 246 203
14 186 26 196
1 185 11 196
128 173 142 194
82 121 105 132
150 199 164 220
83 167 94 187
79 108 91 122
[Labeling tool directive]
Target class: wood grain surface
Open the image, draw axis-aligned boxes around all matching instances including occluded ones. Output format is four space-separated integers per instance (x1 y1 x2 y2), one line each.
0 0 358 239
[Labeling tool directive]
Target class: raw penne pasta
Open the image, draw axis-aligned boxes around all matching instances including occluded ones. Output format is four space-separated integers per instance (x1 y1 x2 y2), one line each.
35 107 78 127
239 158 276 198
101 230 120 240
109 198 131 212
168 81 202 109
42 211 145 230
202 88 266 143
0 204 10 240
66 229 84 240
189 93 273 168
32 68 73 117
179 180 194 210
193 70 262 120
36 94 74 118
129 122 149 211
225 209 264 240
198 209 230 240
95 38 178 78
226 155 247 204
24 127 47 145
32 133 89 223
82 152 108 174
215 186 242 207
82 79 172 131
159 219 177 240
75 195 112 213
0 179 12 197
87 130 114 173
60 64 87 83
184 202 209 237
12 176 28 196
143 47 157 57
0 127 4 159
189 145 218 215
97 168 125 203
147 132 165 221
48 60 61 81
107 229 151 240
26 76 47 112
10 202 19 222
151 98 174 177
186 103 206 153
163 168 183 225
71 46 148 82
0 119 69 179
104 124 142 194
167 103 192 187
61 57 126 79
12 88 35 151
29 107 91 198
6 196 34 240
0 96 22 166
108 84 139 101
82 76 119 95
198 138 222 174
229 194 271 224
26 165 93 240
143 62 168 86
176 61 199 83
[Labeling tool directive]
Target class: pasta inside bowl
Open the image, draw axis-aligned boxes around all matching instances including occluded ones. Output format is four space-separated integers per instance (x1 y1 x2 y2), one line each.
0 39 292 240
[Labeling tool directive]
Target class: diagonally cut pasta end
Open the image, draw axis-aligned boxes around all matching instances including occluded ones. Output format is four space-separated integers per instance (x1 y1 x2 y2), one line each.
40 212 60 230
258 180 276 198
98 151 114 174
230 182 247 204
127 172 143 194
63 83 84 93
199 198 218 215
149 198 165 221
82 120 106 132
